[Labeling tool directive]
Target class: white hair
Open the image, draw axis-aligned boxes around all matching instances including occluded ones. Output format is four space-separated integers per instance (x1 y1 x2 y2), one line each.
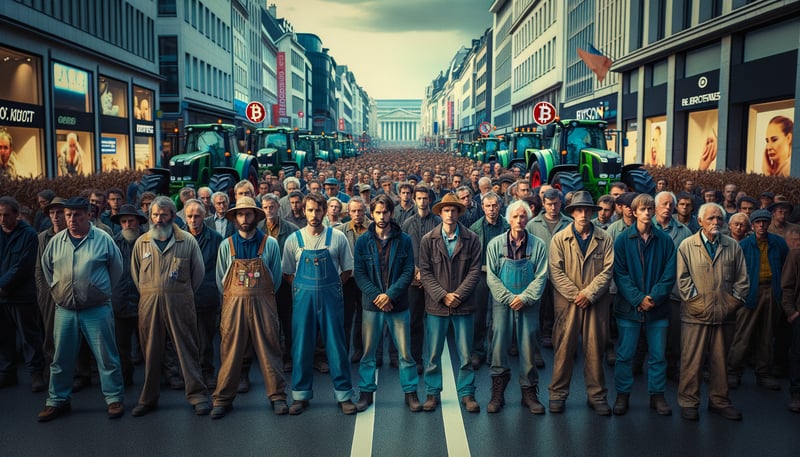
698 202 725 221
505 199 532 220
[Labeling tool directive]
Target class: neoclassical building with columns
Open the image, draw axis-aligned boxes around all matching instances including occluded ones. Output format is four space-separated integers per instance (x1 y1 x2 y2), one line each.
376 99 421 146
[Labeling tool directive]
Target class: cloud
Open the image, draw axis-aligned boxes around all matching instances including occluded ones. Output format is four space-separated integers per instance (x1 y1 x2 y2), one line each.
319 0 492 34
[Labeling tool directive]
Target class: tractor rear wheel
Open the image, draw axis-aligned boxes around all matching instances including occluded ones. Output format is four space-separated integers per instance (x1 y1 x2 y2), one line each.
551 171 584 195
622 168 656 195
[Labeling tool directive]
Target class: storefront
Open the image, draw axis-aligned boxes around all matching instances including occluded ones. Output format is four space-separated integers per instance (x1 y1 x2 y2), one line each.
53 61 94 176
99 76 130 171
133 86 156 169
0 46 45 178
674 70 720 171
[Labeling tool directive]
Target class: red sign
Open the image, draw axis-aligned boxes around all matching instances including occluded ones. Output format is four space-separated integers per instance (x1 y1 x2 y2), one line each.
277 52 287 117
533 101 557 125
338 118 345 131
478 122 492 136
298 110 304 118
447 100 454 129
245 101 266 123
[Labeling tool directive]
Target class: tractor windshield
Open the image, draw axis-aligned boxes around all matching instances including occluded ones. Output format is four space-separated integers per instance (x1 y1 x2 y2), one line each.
258 133 288 152
485 139 498 154
186 130 226 162
565 126 606 162
516 135 540 152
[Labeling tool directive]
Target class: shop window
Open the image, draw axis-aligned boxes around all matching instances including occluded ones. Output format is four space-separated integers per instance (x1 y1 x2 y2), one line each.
686 109 718 171
646 116 667 166
54 62 94 176
99 76 128 118
55 130 93 176
133 86 156 169
746 100 794 176
0 47 45 178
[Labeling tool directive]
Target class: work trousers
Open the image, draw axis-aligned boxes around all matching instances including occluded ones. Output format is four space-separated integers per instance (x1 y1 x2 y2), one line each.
678 321 734 409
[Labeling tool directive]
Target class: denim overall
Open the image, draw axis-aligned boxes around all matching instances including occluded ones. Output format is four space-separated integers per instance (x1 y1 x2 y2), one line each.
291 228 353 402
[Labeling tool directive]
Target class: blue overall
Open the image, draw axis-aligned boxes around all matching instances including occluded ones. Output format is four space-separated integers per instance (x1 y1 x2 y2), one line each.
490 244 540 387
291 228 353 402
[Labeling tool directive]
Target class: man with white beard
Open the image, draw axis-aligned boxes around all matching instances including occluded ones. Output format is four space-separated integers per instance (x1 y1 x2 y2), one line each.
131 196 209 417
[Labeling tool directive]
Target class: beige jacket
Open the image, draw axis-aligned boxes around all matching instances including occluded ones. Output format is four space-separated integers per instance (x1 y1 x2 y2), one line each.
549 224 614 307
676 232 748 325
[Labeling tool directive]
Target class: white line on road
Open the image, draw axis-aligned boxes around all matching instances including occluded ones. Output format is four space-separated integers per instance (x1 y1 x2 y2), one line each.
351 369 377 457
440 339 471 457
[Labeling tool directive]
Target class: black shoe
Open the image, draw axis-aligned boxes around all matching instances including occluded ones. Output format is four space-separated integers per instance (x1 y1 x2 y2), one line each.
37 403 71 422
210 404 232 419
613 393 630 416
289 400 309 415
194 402 211 416
649 394 672 416
681 407 699 421
708 404 742 421
131 403 157 417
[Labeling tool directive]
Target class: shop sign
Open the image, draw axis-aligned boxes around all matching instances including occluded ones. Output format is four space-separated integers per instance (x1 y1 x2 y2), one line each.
135 123 155 135
0 100 44 128
675 71 721 111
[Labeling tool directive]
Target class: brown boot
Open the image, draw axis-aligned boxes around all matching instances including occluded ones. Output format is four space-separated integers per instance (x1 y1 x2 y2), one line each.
613 393 630 416
356 392 373 412
650 393 672 416
461 395 480 413
405 392 422 412
487 373 510 413
521 386 545 414
423 394 439 412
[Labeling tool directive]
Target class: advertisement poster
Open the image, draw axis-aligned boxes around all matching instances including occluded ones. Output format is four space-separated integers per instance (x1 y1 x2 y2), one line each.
747 100 794 176
686 109 718 171
99 77 128 118
0 127 43 178
646 116 667 166
56 130 93 176
623 120 637 164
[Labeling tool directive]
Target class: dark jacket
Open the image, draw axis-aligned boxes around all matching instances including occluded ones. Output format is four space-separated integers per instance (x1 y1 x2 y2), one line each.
401 211 441 267
204 214 235 238
111 232 140 318
0 220 38 305
740 232 788 310
613 224 677 322
193 225 223 311
353 221 415 313
419 222 482 316
257 217 300 254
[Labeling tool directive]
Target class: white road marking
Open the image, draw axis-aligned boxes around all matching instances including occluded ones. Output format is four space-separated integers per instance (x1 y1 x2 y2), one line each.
440 339 471 457
351 369 377 457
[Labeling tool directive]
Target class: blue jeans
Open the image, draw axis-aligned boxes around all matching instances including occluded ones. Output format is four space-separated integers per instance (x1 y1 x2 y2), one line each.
490 299 540 387
615 317 668 395
424 314 475 397
359 309 418 393
48 304 124 407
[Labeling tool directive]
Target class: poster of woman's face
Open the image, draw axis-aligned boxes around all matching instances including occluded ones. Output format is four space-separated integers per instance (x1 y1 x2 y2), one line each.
686 109 719 171
646 117 667 166
748 102 794 177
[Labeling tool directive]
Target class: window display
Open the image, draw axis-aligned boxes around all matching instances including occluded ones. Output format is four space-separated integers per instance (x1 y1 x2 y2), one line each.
0 47 44 178
56 130 93 176
98 77 128 118
645 116 667 166
747 100 794 177
101 134 129 171
686 109 718 171
133 86 155 169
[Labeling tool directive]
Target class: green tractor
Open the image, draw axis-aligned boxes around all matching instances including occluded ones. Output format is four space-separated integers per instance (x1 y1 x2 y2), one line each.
498 128 546 173
526 119 655 199
251 126 311 176
143 123 259 205
474 136 507 164
300 134 335 164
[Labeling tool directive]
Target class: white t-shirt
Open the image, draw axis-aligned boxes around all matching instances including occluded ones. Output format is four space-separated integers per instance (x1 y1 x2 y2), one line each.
281 226 354 275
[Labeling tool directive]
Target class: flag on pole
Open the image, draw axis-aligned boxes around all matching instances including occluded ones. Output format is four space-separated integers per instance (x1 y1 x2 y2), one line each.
577 44 613 83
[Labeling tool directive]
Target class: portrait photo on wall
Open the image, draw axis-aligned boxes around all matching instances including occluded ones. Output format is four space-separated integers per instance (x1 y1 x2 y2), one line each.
747 100 794 177
98 77 127 118
646 117 667 166
0 127 44 179
686 109 719 171
56 130 93 176
133 86 153 121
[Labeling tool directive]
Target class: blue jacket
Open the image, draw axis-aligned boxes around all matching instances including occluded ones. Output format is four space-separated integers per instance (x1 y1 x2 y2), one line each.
613 224 677 322
740 233 788 310
353 221 415 313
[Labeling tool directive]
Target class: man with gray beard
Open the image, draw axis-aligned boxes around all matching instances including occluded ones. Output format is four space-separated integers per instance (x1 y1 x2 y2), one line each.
131 196 209 417
110 204 147 387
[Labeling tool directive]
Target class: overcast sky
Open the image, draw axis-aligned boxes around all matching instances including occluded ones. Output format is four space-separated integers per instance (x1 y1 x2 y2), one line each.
273 0 493 100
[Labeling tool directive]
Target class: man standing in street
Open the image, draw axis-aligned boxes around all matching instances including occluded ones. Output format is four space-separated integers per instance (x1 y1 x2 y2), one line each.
419 193 482 413
211 197 286 418
781 240 800 412
0 196 45 392
131 196 209 417
548 191 614 416
184 199 223 389
353 195 421 412
282 193 357 415
38 197 124 421
469 192 509 370
485 200 548 414
728 209 788 390
676 203 748 421
612 194 676 416
205 192 234 238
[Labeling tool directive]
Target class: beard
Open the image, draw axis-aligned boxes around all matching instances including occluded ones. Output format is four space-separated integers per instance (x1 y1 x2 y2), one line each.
120 228 140 243
238 222 256 235
150 222 173 240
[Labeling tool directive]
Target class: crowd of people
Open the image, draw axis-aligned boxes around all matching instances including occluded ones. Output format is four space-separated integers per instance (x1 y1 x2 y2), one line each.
1 150 800 424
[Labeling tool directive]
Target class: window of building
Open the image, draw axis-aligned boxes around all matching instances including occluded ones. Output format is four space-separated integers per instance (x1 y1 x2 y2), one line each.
0 47 45 178
159 36 178 96
53 62 94 176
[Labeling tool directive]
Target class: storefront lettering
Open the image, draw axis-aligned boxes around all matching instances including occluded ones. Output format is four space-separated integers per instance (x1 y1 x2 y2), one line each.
0 106 36 123
57 115 77 126
576 106 604 120
136 124 154 134
681 91 721 107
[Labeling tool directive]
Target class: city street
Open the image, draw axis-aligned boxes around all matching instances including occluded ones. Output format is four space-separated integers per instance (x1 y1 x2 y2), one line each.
1 337 797 457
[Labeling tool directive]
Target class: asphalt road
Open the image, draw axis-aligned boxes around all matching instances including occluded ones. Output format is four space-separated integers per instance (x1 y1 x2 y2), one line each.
1 337 798 457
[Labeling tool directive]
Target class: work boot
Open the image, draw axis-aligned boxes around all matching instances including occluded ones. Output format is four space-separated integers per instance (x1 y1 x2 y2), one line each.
649 393 672 416
461 395 480 413
521 386 545 415
487 373 510 413
613 393 630 416
788 392 800 413
423 394 439 412
756 375 781 391
405 392 422 412
356 392 373 412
